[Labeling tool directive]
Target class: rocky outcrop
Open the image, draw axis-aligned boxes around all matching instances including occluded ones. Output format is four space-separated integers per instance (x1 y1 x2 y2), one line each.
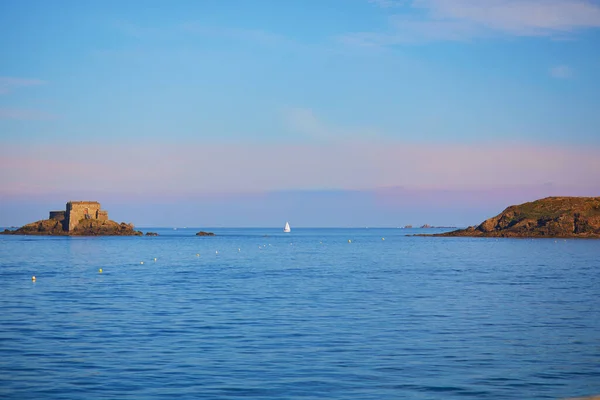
436 197 600 238
71 219 142 236
145 232 159 236
1 218 142 236
196 231 215 236
2 219 67 235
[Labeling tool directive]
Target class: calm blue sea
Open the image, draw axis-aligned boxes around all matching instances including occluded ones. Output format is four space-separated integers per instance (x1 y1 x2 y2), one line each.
1 228 599 399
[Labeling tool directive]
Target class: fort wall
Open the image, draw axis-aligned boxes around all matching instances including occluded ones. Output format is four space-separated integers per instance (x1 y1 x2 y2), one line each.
46 201 110 231
65 201 106 231
49 211 66 221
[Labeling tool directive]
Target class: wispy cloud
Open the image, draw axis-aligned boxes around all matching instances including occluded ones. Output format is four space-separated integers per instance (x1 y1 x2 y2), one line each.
550 65 573 79
284 108 334 140
341 16 481 46
0 108 57 121
420 0 600 34
109 20 298 49
0 77 46 95
181 22 294 47
349 0 600 45
111 20 169 39
282 107 379 141
368 0 404 7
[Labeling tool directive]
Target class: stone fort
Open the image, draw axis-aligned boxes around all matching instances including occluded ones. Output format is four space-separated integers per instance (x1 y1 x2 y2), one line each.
49 201 109 231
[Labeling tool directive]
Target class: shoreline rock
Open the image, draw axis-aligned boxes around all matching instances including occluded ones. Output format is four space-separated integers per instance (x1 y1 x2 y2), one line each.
196 231 215 236
422 197 600 239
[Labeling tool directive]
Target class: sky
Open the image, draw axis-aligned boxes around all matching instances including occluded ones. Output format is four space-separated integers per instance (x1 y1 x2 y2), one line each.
1 0 599 227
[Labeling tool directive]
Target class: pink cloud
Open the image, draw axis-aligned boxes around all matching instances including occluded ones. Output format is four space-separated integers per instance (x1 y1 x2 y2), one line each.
1 140 598 197
351 0 600 45
420 0 600 34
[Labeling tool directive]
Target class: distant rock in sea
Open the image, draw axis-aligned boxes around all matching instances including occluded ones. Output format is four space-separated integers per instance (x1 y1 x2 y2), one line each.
427 197 600 239
2 219 142 236
1 200 142 236
196 231 215 236
404 225 413 229
145 232 159 236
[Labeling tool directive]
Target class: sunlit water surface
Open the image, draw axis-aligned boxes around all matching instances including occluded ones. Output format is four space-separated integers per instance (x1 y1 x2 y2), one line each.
1 228 599 399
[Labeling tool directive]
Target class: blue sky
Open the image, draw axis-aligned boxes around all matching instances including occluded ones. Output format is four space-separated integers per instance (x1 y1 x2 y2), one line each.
1 0 599 227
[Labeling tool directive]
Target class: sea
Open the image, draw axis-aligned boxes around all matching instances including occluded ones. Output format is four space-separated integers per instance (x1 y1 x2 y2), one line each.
0 227 599 400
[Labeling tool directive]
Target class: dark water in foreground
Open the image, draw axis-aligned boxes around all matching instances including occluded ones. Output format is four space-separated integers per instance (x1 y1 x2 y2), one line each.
1 228 599 399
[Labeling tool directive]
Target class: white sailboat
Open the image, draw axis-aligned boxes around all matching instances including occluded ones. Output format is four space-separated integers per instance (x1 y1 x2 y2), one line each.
283 222 291 233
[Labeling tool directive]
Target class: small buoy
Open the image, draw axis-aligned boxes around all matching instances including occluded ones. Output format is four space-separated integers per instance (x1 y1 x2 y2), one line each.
31 276 36 282
348 239 352 243
99 268 103 273
140 261 144 265
382 237 385 241
196 253 200 257
153 258 157 262
215 250 218 254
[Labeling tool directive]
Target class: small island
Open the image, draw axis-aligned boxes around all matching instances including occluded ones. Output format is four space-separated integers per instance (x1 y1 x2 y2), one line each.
196 231 215 236
428 197 600 238
1 201 142 236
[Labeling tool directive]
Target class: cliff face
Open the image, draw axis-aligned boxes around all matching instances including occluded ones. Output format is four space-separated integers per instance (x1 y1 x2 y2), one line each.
2 218 142 236
441 197 600 238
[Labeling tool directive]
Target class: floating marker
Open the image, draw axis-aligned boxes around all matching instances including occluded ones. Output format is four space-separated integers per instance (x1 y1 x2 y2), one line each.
140 261 144 265
99 268 103 273
154 258 157 262
215 250 218 254
348 239 352 243
196 253 200 257
31 276 36 282
382 237 385 241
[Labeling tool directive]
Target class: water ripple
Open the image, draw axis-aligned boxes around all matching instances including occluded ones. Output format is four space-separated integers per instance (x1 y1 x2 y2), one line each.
1 229 599 399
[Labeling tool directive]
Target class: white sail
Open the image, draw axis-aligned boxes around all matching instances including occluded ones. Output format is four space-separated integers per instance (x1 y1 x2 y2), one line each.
283 222 291 233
